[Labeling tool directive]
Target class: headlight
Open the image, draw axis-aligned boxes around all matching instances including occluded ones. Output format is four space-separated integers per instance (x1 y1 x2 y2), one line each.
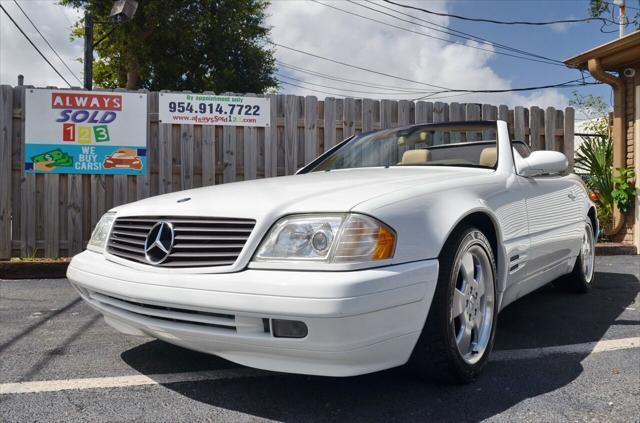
254 213 395 263
87 212 116 252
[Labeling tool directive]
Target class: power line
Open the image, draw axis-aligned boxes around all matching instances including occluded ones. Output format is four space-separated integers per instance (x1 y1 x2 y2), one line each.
12 0 82 85
271 41 450 90
276 73 434 95
382 0 620 26
310 0 564 67
0 3 72 87
357 0 563 64
278 62 437 92
272 42 599 95
279 61 600 102
276 79 404 98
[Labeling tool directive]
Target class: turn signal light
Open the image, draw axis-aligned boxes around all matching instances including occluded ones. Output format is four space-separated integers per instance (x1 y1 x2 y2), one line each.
372 226 395 260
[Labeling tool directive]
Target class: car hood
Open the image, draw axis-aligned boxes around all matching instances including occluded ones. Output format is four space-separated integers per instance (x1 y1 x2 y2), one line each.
113 167 491 220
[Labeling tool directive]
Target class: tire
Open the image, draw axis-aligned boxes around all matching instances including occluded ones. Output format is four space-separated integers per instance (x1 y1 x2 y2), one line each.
556 220 596 294
408 226 498 384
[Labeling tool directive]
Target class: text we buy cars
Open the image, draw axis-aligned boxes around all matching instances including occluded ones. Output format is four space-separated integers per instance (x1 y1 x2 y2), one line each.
24 89 147 176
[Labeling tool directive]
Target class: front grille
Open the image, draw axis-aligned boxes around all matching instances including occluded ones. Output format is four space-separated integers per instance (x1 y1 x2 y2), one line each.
107 216 255 267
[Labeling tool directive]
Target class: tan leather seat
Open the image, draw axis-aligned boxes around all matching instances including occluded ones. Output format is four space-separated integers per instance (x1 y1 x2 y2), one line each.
479 147 497 167
400 149 431 165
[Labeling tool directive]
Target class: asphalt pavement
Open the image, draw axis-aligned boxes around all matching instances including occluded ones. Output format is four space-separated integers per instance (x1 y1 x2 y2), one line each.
1 256 638 422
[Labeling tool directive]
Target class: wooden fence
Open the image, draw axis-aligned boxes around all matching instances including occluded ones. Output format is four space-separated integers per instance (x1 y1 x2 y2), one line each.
0 85 575 259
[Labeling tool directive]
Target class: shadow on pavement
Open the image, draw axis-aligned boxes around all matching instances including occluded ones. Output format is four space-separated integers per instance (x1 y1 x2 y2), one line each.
121 270 639 422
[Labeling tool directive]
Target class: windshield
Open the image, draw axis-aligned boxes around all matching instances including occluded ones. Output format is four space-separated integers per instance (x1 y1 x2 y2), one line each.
310 122 498 172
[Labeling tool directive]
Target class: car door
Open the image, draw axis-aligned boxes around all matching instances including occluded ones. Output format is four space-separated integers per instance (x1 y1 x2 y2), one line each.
517 174 584 278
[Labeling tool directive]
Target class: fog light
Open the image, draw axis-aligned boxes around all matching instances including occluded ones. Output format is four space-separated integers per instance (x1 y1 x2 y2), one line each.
271 319 308 338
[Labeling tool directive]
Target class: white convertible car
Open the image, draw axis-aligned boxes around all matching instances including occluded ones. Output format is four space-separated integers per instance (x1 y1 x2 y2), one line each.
67 120 597 382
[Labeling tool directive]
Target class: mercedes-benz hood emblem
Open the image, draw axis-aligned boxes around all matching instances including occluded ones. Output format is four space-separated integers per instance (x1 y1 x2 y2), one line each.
144 221 174 264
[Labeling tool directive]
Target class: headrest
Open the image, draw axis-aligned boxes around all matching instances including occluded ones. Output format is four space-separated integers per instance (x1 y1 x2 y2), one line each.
400 149 431 165
479 147 497 167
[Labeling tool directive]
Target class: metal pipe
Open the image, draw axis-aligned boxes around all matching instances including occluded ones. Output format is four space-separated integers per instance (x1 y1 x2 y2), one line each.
587 58 626 235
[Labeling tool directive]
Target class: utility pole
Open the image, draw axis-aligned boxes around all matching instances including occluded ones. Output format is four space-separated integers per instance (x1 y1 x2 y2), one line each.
84 13 93 90
614 0 626 38
82 1 138 91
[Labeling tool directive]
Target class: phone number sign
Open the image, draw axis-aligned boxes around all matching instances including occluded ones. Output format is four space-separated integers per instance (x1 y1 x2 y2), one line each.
159 93 271 127
24 89 147 175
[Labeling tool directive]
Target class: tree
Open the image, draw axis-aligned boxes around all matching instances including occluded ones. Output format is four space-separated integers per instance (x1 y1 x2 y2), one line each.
61 0 277 93
589 0 639 30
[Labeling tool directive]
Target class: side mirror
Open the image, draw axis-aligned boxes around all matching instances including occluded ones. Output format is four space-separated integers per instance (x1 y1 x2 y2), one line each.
517 150 568 177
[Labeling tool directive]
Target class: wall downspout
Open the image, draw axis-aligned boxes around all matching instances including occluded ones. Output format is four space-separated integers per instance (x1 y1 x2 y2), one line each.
587 58 626 235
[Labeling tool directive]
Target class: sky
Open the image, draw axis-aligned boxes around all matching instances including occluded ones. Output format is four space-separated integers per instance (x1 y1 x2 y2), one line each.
1 0 638 113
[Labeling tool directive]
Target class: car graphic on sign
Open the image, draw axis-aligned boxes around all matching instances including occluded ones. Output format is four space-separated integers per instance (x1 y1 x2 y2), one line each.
103 148 142 170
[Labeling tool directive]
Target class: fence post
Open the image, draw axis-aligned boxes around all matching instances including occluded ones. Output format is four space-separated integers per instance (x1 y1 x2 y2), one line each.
343 97 356 139
0 86 13 259
564 107 575 169
545 106 557 151
304 96 318 165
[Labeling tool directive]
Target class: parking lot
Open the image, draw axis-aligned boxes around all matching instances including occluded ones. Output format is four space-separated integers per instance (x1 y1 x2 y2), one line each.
1 255 638 422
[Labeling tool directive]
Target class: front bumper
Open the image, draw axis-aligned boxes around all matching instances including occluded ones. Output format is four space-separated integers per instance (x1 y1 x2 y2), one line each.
67 251 439 376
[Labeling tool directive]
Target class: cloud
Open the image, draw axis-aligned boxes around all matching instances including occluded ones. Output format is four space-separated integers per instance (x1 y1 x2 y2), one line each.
1 1 83 88
0 0 570 109
268 0 569 108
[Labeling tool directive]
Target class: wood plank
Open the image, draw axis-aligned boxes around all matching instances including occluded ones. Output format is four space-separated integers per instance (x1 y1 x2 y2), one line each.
465 103 481 141
304 96 319 164
433 102 446 123
415 101 433 124
498 104 509 122
275 95 285 175
514 106 526 142
362 98 377 131
90 175 106 229
529 106 542 150
44 174 59 257
398 100 412 126
380 100 394 129
264 95 277 177
201 125 216 186
222 125 236 182
113 175 127 207
180 124 194 189
243 126 258 180
354 99 363 134
284 94 299 175
545 106 557 151
13 87 38 257
482 104 497 121
137 91 156 200
324 97 337 151
564 107 575 169
0 86 13 258
11 87 25 255
67 174 83 255
343 97 356 139
158 123 173 194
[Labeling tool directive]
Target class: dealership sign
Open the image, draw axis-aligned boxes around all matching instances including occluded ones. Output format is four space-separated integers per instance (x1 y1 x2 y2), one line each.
159 93 270 127
25 89 147 175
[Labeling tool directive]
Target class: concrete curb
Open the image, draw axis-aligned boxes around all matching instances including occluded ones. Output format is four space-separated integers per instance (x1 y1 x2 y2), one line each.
0 261 69 280
595 243 638 256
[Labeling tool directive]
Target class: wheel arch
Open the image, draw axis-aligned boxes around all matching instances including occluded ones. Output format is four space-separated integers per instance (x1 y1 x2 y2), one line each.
587 206 599 238
438 209 506 294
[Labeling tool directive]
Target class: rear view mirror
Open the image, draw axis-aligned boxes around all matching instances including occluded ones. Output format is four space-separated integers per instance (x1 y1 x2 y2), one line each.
517 150 568 177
